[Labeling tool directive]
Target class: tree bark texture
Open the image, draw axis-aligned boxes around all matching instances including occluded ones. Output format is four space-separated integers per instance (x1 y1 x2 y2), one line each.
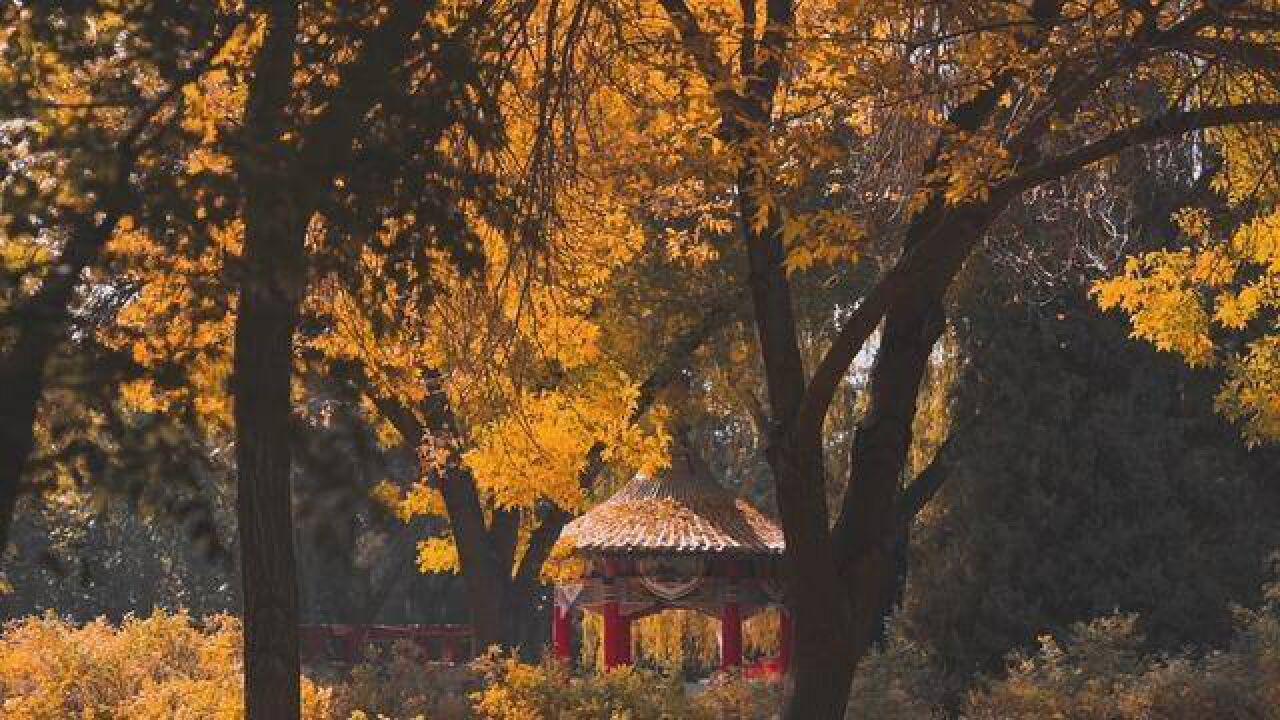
233 3 303 718
234 3 437 715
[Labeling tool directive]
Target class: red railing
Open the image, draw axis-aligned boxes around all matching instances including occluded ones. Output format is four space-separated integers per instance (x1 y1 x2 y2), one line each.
299 624 474 665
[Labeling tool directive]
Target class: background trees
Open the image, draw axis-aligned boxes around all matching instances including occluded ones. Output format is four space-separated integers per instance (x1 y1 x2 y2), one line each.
4 2 1280 719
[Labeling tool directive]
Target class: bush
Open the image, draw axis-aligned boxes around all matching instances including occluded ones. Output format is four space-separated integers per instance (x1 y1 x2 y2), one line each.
845 627 945 720
0 612 782 719
328 641 475 720
965 607 1280 719
470 653 779 720
0 610 334 719
13 604 1280 719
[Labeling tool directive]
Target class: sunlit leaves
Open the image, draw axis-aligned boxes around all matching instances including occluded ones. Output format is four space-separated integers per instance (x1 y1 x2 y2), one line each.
1097 205 1280 444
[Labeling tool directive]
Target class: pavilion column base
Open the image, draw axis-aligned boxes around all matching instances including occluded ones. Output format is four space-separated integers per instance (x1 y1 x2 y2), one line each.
602 599 631 669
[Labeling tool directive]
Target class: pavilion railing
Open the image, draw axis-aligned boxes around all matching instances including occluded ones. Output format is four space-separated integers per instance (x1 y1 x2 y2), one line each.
298 624 475 665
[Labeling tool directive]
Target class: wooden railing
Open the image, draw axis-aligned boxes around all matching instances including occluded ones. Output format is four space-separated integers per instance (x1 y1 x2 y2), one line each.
299 624 475 665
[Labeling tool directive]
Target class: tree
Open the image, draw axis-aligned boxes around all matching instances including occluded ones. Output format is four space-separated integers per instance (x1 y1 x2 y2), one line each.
0 0 241 558
584 2 1280 715
77 1 507 715
903 160 1280 685
1097 118 1280 445
229 2 507 715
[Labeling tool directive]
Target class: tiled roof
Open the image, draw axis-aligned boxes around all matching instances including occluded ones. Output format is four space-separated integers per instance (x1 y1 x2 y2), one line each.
560 442 784 555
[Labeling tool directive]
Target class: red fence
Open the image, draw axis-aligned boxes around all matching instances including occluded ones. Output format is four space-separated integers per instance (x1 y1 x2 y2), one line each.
299 624 474 665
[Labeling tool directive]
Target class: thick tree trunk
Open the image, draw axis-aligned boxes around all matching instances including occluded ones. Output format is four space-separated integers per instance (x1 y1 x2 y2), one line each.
769 437 857 719
233 261 304 719
736 160 856 719
234 4 301 718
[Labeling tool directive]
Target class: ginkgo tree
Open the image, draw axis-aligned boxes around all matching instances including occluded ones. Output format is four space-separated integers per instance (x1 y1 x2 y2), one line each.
550 1 1280 717
51 1 518 717
0 1 243 559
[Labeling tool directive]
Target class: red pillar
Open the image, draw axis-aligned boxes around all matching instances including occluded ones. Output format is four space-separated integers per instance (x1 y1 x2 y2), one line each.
602 559 631 669
777 609 793 675
603 597 630 668
720 561 743 670
552 604 573 662
720 601 742 669
620 611 632 664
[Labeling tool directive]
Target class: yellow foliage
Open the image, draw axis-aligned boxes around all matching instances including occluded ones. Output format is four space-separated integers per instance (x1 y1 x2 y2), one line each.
0 611 334 720
468 652 779 720
1097 205 1280 444
417 535 462 575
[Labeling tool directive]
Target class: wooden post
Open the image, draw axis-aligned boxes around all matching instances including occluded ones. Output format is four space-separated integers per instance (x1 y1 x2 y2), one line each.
778 608 793 675
602 558 629 669
721 602 742 669
603 597 627 668
552 604 573 663
620 609 632 665
721 568 742 670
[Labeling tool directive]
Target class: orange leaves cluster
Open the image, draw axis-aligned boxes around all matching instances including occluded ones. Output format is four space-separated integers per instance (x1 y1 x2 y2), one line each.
1096 202 1280 446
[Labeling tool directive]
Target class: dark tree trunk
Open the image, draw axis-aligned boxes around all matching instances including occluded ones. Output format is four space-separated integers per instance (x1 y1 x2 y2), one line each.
0 217 117 547
233 262 304 720
234 3 302 718
736 160 857 719
835 294 945 669
232 4 434 714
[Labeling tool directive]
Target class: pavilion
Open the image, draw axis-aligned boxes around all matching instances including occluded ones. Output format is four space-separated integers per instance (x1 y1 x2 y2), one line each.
551 439 791 672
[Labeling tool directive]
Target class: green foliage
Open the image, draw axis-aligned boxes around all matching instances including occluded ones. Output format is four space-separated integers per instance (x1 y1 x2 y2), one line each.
965 606 1280 719
903 253 1280 682
0 493 234 621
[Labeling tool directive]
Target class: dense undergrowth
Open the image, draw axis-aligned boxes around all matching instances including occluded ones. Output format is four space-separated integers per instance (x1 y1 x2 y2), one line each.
3 604 1280 719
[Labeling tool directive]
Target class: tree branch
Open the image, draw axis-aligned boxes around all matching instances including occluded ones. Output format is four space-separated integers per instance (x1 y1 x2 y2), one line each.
1002 102 1280 196
656 0 751 136
896 434 955 529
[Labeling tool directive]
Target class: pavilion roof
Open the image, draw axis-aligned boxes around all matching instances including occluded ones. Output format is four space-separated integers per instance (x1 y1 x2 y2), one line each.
560 441 785 556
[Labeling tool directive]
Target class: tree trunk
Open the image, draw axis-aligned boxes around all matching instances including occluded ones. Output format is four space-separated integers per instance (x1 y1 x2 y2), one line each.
834 293 945 677
832 205 1001 692
234 262 304 719
769 437 858 719
0 179 131 553
233 3 302 718
736 159 857 719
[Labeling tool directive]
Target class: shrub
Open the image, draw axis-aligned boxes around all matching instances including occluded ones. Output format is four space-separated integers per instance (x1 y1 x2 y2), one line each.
965 608 1280 720
845 628 945 720
327 640 475 720
470 652 780 720
0 610 336 719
